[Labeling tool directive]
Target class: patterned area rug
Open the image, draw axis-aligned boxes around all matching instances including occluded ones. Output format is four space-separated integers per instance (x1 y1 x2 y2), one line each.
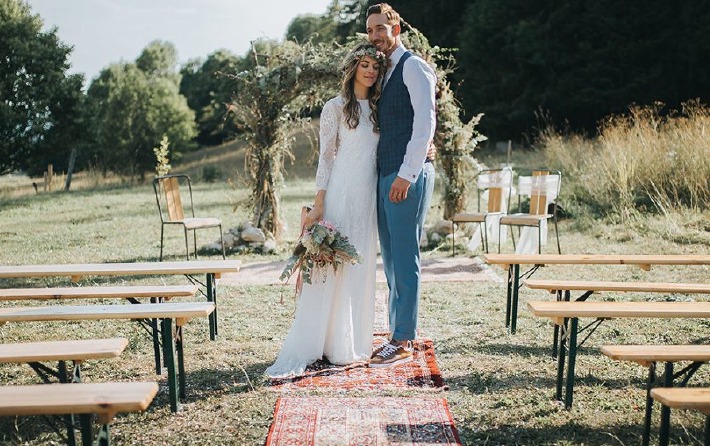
267 338 447 391
265 397 462 446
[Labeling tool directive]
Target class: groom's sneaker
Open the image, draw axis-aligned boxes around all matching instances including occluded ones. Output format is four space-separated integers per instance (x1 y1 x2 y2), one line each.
369 341 413 368
370 337 392 359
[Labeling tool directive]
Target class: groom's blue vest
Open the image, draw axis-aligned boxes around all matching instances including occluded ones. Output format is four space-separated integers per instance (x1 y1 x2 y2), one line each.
377 51 413 176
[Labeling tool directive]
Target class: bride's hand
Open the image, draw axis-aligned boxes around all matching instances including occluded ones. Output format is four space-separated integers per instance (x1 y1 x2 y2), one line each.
304 205 323 228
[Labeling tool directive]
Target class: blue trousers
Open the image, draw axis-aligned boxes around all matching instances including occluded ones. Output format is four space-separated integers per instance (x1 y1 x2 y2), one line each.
377 168 430 340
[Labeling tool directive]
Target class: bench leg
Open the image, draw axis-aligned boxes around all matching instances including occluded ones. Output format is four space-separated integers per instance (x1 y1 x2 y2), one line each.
162 318 180 412
79 414 93 446
151 298 162 375
510 264 521 334
642 362 656 446
505 265 513 329
658 362 674 446
96 424 110 446
207 273 217 340
563 317 579 409
176 325 186 399
555 318 567 402
56 360 80 446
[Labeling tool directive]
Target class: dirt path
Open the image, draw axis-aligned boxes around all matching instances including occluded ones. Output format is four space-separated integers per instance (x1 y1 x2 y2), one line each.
219 256 502 286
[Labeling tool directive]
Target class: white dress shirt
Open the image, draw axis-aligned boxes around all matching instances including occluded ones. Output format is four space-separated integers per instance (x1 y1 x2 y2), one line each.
383 43 437 183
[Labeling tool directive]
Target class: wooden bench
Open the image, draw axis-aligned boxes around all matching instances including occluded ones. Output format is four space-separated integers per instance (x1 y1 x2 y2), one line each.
0 285 197 375
526 279 710 295
0 259 241 340
0 284 198 302
0 337 128 383
650 387 710 446
527 300 710 409
0 381 158 446
482 253 710 333
526 279 710 356
601 345 710 446
0 302 215 412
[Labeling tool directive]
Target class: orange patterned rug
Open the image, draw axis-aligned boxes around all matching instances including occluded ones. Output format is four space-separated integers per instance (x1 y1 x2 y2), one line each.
265 397 462 446
267 338 447 391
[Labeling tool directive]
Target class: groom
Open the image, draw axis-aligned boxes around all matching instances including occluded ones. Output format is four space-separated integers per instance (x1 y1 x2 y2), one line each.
366 3 437 368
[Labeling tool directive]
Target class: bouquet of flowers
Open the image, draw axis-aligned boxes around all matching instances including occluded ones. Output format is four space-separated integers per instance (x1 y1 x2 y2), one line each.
280 220 362 290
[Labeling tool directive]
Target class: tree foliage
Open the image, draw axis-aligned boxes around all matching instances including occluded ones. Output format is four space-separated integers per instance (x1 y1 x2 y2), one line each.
86 41 196 178
0 0 85 175
180 50 244 146
223 39 346 240
456 0 710 141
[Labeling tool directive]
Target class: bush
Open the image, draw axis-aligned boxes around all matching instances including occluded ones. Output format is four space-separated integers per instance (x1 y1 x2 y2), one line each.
539 100 710 217
202 165 222 183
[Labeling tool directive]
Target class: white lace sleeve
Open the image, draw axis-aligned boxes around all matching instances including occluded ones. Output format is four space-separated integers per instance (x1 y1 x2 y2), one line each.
315 98 341 191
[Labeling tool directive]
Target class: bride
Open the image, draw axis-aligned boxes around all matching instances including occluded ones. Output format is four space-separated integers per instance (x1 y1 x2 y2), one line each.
266 43 387 378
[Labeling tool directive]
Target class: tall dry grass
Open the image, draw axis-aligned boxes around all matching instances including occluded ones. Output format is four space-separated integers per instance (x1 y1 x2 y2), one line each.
540 100 710 217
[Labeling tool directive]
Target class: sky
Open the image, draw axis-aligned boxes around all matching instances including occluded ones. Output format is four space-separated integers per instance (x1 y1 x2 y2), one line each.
25 0 333 84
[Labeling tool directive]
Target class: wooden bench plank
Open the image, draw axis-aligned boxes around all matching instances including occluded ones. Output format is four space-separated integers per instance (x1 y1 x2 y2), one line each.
0 382 158 419
527 301 710 320
0 302 215 325
0 260 241 280
651 387 710 415
525 279 710 294
0 285 198 301
601 345 710 365
0 338 128 363
483 253 710 267
481 253 710 334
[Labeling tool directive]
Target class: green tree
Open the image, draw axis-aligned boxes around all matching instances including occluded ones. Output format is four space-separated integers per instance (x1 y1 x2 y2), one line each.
86 47 196 178
457 0 710 141
0 0 85 175
286 13 336 44
180 50 244 146
136 40 179 80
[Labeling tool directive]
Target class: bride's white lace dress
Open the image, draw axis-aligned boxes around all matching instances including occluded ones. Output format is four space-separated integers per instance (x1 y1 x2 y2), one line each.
266 96 378 378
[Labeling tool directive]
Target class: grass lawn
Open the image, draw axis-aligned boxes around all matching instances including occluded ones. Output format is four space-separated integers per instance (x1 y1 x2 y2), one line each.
0 150 709 445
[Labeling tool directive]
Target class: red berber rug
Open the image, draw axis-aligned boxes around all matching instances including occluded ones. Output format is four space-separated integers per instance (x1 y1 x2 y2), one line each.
267 338 447 391
265 397 463 445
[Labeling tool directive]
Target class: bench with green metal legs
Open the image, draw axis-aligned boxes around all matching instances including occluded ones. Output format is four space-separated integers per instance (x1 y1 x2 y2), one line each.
0 338 129 446
0 302 215 413
601 344 710 446
482 254 710 334
527 300 710 409
0 382 158 446
650 387 710 446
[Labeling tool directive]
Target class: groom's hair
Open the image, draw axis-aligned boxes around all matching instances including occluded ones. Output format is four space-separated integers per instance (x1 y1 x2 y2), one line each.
366 3 401 27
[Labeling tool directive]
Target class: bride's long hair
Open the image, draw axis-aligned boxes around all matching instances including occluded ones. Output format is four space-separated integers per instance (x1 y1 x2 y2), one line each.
340 43 386 131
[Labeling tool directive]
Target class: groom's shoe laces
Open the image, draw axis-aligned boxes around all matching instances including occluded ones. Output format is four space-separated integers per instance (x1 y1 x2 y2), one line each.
375 343 399 358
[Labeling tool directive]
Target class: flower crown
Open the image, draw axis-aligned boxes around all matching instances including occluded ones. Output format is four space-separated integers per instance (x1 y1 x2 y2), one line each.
344 46 387 69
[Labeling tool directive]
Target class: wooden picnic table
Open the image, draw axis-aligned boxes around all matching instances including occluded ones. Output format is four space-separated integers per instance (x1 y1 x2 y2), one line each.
0 302 215 412
0 259 240 340
482 254 710 333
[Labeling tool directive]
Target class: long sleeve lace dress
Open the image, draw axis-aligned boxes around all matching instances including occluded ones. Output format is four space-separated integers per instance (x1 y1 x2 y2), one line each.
266 96 379 378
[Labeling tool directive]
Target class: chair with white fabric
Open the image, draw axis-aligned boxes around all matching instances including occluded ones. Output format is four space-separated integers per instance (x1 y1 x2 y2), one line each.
450 167 513 255
498 169 562 254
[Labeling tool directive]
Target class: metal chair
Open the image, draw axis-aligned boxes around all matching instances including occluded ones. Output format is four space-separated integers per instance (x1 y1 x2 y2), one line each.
498 169 562 254
450 167 513 255
153 174 226 261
